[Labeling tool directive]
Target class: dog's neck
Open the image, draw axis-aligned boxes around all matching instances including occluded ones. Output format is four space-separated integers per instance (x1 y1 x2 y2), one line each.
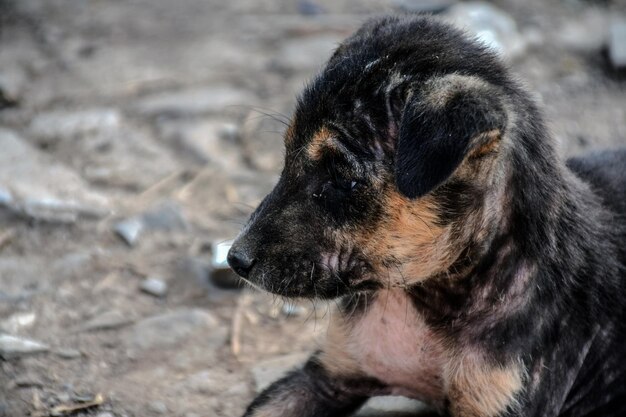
408 123 621 352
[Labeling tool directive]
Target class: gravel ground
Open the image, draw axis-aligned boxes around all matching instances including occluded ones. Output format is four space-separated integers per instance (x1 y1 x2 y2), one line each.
1 0 625 416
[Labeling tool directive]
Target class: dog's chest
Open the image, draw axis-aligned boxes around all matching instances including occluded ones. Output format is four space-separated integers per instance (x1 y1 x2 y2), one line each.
348 290 448 404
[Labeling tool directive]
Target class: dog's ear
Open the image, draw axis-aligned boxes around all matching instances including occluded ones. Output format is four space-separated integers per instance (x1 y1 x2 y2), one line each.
394 75 507 199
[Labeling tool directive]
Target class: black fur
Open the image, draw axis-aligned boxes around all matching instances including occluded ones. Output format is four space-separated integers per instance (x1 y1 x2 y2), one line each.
230 15 626 417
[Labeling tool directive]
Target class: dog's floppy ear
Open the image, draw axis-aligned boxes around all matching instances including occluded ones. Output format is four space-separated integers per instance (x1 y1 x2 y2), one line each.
395 75 508 199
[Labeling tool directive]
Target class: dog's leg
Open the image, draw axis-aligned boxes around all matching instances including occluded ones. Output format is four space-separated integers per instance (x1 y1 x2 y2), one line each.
243 357 373 417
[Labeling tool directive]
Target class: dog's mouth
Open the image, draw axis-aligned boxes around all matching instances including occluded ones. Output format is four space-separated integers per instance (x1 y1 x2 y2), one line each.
240 252 379 300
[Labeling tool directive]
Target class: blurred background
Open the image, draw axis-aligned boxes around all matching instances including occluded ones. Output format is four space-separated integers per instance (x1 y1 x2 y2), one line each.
0 0 625 416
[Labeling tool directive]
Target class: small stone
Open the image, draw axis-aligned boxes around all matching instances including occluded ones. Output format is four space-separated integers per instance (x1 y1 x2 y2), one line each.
251 353 309 392
392 0 455 13
28 108 122 145
0 312 36 333
609 18 626 69
114 217 144 246
357 396 430 416
140 277 168 297
281 303 307 317
127 309 227 351
75 311 134 332
148 402 168 415
55 348 82 359
157 120 243 167
297 0 326 16
0 334 49 359
445 2 527 60
13 373 44 388
96 412 115 417
208 240 243 289
0 67 26 107
141 201 188 231
0 129 110 223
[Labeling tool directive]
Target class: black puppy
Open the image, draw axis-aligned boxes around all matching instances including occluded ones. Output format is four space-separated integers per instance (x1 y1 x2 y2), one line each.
228 15 626 417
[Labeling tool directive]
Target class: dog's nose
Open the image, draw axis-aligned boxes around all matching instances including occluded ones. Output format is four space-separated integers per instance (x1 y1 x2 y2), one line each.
227 246 256 278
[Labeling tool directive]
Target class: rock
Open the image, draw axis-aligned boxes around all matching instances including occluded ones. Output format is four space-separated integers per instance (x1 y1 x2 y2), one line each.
556 10 609 53
0 129 110 223
96 412 115 417
0 334 49 359
0 66 26 107
445 2 527 60
208 240 243 289
609 18 626 69
75 311 134 332
140 277 168 297
114 217 144 246
251 353 309 392
391 0 455 13
277 35 343 71
0 312 36 333
127 309 227 351
157 119 244 167
147 401 168 414
357 396 431 416
135 86 256 117
141 201 189 231
115 201 188 246
28 108 122 145
297 0 326 16
13 374 44 388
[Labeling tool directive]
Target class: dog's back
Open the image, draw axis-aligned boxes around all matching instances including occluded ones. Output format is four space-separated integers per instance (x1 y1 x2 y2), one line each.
567 149 626 218
562 149 626 417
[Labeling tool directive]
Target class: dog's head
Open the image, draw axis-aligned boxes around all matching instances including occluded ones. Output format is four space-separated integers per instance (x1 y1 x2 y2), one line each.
228 16 520 299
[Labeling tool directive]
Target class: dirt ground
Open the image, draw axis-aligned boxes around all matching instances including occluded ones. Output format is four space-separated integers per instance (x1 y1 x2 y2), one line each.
0 0 625 416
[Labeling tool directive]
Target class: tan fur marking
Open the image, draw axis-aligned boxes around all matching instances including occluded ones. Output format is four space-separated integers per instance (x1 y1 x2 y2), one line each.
317 314 361 377
307 127 335 160
359 191 453 286
469 129 502 158
446 354 524 417
424 74 490 110
284 121 296 144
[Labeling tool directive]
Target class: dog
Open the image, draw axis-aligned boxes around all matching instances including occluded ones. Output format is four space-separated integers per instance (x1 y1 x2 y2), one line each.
227 15 626 417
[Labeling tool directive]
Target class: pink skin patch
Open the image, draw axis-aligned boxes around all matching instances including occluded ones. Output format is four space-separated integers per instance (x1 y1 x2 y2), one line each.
346 289 449 409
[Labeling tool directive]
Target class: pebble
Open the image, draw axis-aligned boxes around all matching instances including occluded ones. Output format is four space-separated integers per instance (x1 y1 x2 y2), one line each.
609 18 626 69
0 312 36 333
140 277 168 297
392 0 455 13
357 396 430 416
127 309 227 351
0 334 49 359
147 401 168 414
141 201 189 231
445 2 527 60
297 0 326 16
74 310 134 332
96 412 115 417
114 217 144 246
0 129 110 223
209 240 243 289
28 108 121 145
135 86 256 117
55 348 82 359
157 119 244 167
251 352 309 392
114 201 188 246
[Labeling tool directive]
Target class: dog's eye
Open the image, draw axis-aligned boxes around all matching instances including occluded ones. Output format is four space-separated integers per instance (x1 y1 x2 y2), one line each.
312 179 359 199
334 178 359 192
